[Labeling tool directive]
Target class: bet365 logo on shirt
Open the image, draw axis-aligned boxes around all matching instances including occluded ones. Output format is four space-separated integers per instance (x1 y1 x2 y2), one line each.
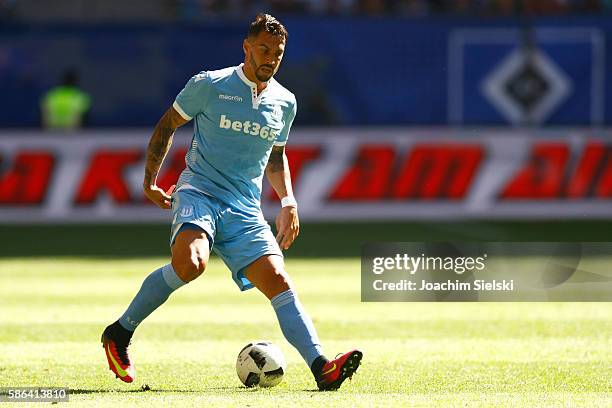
219 114 279 141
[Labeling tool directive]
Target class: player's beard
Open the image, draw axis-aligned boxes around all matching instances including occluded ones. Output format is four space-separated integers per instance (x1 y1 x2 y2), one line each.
255 66 274 82
250 52 275 82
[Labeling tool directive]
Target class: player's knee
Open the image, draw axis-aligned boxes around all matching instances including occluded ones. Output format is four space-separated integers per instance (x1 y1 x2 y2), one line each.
171 230 209 282
172 252 207 282
269 267 292 293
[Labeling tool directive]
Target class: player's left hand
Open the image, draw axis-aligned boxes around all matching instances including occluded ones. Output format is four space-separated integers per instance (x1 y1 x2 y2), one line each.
275 206 299 250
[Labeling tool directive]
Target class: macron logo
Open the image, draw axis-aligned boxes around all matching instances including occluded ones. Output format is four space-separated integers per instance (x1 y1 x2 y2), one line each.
219 94 243 102
220 114 278 142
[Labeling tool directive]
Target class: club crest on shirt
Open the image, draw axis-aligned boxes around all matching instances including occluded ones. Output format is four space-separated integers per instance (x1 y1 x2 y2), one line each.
179 206 193 217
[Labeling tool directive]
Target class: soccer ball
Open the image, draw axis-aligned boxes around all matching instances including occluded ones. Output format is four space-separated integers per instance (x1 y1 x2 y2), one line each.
236 341 286 387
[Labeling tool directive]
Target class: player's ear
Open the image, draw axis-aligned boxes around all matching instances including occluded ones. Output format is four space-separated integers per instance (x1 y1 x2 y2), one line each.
243 39 249 57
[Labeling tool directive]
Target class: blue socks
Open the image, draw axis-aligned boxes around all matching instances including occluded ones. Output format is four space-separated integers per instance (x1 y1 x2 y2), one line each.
271 289 324 367
118 264 186 331
117 268 323 369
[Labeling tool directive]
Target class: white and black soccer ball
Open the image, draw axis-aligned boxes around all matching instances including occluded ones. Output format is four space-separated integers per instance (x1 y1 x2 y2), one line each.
236 341 286 388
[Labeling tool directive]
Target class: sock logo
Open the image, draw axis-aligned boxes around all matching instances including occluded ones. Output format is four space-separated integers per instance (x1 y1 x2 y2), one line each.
219 114 279 142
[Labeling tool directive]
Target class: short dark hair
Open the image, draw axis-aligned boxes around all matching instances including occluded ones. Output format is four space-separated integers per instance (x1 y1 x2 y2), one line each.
247 14 288 42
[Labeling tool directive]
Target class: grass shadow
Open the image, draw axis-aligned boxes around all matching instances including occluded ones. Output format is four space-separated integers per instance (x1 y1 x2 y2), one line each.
68 386 325 395
69 386 261 395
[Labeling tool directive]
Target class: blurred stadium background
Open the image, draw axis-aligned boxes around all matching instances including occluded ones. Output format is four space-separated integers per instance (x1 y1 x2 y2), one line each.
1 0 612 254
1 2 612 406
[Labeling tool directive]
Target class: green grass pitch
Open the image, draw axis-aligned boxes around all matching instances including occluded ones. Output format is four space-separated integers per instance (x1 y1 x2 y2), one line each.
1 257 611 407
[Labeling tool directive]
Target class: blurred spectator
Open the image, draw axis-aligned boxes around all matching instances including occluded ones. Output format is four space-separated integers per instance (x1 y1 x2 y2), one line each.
449 0 481 14
307 0 356 15
522 0 569 15
358 0 389 15
396 0 430 16
267 0 310 13
0 0 17 19
572 0 603 12
2 0 610 22
40 69 91 131
487 0 519 15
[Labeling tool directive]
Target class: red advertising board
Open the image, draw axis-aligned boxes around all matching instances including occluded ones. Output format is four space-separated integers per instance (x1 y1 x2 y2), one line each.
0 128 611 223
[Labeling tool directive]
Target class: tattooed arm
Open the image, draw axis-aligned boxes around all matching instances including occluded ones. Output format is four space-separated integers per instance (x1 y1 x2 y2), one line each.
265 145 294 199
265 145 299 249
143 105 189 209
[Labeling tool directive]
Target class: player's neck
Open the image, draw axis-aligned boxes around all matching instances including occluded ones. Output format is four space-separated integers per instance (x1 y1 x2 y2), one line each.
241 65 268 95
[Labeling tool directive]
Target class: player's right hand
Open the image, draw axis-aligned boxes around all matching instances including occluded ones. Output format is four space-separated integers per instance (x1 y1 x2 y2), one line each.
144 184 175 209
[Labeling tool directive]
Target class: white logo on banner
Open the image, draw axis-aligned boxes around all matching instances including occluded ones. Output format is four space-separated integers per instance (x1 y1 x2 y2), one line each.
481 48 571 125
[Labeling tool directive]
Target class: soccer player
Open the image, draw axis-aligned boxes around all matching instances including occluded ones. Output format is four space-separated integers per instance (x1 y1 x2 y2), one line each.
101 14 362 391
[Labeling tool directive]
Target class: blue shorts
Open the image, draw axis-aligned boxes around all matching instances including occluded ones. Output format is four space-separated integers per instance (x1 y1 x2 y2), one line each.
170 187 282 291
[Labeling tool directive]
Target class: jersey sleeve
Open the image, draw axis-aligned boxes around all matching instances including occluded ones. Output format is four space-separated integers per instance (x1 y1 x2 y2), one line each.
173 71 212 120
274 98 297 147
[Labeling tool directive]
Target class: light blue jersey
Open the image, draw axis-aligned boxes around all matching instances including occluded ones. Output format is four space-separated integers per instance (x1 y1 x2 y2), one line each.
173 64 297 214
169 64 296 291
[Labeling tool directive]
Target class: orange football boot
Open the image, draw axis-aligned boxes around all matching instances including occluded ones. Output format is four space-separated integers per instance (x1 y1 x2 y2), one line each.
317 349 362 391
101 325 135 383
